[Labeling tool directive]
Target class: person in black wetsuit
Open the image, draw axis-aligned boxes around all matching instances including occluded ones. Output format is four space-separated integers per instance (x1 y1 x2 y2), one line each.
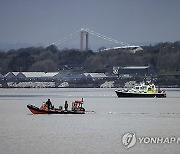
46 99 53 110
64 101 68 111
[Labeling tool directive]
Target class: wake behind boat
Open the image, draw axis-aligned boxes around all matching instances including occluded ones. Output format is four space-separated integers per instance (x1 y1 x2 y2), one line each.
27 99 85 114
115 82 166 98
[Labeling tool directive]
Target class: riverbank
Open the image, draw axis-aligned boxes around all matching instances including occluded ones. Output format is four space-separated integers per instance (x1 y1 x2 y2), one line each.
0 81 179 88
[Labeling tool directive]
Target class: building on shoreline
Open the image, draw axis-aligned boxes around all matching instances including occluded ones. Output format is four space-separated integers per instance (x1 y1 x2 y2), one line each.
0 71 113 88
113 66 156 76
2 71 108 82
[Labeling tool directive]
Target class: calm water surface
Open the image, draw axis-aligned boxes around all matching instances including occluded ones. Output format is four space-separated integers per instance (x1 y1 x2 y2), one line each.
0 88 180 154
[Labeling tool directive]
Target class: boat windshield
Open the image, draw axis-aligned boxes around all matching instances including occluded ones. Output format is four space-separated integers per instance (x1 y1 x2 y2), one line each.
134 85 147 91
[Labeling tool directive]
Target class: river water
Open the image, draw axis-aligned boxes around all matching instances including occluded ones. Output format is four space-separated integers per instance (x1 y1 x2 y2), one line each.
0 88 180 154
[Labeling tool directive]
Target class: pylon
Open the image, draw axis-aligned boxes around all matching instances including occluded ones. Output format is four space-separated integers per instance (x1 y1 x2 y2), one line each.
80 29 89 51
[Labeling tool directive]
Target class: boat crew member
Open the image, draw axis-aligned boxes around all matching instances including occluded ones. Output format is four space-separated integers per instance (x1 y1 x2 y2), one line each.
46 99 53 110
64 101 68 111
40 103 47 110
72 102 77 111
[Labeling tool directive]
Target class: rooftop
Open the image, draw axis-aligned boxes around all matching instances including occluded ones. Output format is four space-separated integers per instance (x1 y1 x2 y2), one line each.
122 66 150 70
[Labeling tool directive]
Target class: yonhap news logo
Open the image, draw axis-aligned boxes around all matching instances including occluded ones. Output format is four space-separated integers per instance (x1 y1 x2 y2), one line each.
122 132 180 149
122 132 137 149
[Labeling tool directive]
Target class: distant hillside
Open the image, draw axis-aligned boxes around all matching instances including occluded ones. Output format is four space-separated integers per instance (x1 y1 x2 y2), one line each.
0 42 180 75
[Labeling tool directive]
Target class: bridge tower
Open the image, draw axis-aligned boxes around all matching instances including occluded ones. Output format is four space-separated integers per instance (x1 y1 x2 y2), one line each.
80 29 89 51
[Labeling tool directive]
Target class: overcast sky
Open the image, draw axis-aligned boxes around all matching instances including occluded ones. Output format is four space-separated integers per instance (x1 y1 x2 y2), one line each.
0 0 180 49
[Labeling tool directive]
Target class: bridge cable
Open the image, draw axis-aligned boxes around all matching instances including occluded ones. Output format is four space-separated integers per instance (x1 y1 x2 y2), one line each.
48 30 80 46
86 29 130 46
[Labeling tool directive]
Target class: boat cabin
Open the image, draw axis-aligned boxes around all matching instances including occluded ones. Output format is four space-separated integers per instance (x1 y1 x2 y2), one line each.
131 83 157 93
72 99 84 111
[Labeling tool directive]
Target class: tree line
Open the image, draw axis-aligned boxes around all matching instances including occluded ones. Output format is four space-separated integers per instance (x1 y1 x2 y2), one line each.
0 41 180 75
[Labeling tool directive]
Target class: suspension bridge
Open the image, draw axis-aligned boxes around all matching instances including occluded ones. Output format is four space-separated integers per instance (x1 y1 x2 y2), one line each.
49 28 140 51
